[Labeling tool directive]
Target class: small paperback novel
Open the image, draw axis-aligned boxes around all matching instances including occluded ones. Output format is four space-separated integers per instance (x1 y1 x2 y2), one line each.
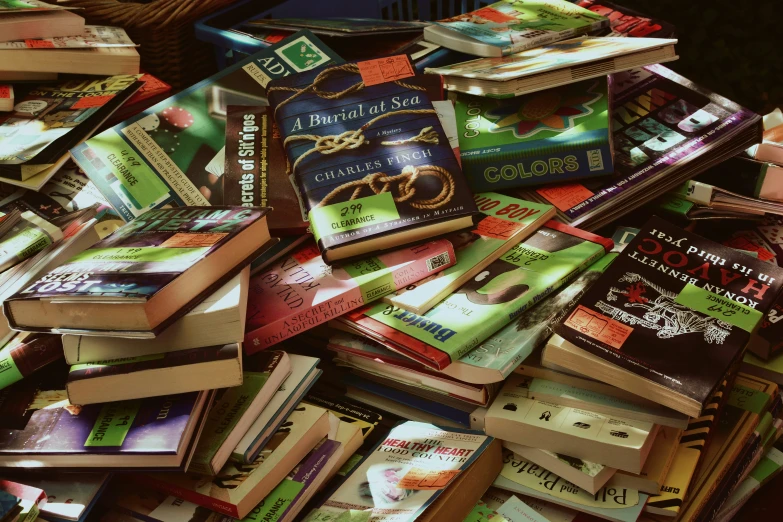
425 37 676 99
13 472 109 522
71 31 342 222
575 0 676 38
302 421 501 522
304 392 383 438
0 387 212 469
0 334 62 392
746 108 783 165
609 425 681 495
550 216 783 417
0 85 11 112
4 206 272 336
520 65 762 230
339 221 611 371
267 58 478 263
423 0 608 57
385 192 554 314
0 25 135 49
223 105 308 235
144 402 331 519
714 444 783 522
0 8 84 46
494 450 648 522
187 350 291 476
454 77 613 192
244 237 456 353
670 178 783 219
0 75 142 185
698 156 783 203
485 374 658 473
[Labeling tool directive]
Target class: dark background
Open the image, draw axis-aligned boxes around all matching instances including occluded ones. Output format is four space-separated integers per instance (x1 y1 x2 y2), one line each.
619 0 780 115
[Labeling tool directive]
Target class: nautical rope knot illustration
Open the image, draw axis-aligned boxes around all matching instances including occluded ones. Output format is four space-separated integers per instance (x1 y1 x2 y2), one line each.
267 63 455 210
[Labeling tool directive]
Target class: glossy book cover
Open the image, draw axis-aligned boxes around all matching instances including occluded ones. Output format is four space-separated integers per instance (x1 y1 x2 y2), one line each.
556 216 783 409
266 61 477 256
456 78 613 192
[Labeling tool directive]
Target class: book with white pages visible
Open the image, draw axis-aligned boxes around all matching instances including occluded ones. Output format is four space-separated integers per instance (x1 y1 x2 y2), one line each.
675 179 783 217
62 267 250 365
0 9 84 44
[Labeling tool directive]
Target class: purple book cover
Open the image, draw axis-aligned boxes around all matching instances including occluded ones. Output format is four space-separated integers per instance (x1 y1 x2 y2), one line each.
0 391 201 458
275 438 341 520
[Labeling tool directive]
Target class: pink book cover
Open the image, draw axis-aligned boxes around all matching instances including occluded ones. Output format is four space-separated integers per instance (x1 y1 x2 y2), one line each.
244 238 457 353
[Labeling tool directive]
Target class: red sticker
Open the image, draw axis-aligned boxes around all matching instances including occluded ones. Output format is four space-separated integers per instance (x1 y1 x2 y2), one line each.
72 95 115 109
474 215 523 240
472 6 518 23
357 55 415 87
292 243 321 265
723 236 775 262
536 184 594 212
564 305 633 350
24 39 55 48
0 86 10 99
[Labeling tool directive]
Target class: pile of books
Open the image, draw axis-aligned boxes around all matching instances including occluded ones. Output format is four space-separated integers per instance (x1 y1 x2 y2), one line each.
1 1 783 522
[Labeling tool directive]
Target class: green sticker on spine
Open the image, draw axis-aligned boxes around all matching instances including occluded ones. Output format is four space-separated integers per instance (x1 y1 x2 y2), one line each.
674 283 762 332
85 400 141 447
344 257 394 303
252 478 305 521
309 192 400 242
0 349 23 391
728 384 769 414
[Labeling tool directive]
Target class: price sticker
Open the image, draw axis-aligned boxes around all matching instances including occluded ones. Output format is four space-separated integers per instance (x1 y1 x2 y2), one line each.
675 283 762 332
309 192 400 242
357 54 415 87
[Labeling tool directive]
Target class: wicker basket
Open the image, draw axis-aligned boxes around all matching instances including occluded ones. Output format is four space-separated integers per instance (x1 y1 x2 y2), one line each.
61 0 238 89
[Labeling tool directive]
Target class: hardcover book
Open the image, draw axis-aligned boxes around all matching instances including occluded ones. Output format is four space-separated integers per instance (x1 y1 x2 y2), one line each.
244 237 456 353
518 65 763 230
266 59 478 263
4 206 272 336
302 421 500 522
70 31 342 222
338 221 611 371
0 388 212 469
423 0 608 57
455 77 613 192
385 193 554 314
187 350 291 476
550 216 783 417
0 75 142 185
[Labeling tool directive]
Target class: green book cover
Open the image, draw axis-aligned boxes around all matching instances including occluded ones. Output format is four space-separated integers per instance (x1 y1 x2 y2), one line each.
455 77 613 192
348 222 611 370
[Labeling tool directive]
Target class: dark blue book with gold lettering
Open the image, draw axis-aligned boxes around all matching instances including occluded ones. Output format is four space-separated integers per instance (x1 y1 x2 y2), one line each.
267 61 478 263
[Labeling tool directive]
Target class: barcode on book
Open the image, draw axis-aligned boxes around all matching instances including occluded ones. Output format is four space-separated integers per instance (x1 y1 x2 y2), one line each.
587 149 604 171
427 252 451 272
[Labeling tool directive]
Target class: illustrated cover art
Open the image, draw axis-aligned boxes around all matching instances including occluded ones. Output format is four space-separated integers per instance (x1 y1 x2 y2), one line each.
556 216 783 409
351 222 611 370
71 31 342 222
266 59 477 257
455 78 612 192
525 64 761 227
575 0 676 38
429 0 608 55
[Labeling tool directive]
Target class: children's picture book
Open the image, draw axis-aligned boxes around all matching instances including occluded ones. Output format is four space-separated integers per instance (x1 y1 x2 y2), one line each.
424 0 609 57
455 78 613 192
386 193 554 314
71 31 342 222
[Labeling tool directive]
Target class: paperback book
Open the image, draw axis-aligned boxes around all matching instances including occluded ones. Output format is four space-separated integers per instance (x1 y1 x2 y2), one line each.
550 216 783 417
454 77 614 192
244 237 455 352
267 58 478 263
575 0 676 38
424 0 608 57
385 192 554 314
71 31 342 222
0 334 63 392
338 221 611 370
698 156 783 203
14 472 109 522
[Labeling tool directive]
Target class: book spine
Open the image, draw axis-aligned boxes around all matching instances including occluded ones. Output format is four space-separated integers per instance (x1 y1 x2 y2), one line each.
140 476 239 519
0 335 62 391
463 143 613 192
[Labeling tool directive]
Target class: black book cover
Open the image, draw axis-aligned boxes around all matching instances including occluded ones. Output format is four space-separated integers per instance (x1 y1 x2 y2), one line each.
556 215 783 408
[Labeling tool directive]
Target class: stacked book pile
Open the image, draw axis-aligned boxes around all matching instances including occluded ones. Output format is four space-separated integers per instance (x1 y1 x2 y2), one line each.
1 1 783 522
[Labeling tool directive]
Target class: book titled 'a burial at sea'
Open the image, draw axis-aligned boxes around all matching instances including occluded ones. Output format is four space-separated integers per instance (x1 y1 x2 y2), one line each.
267 58 478 263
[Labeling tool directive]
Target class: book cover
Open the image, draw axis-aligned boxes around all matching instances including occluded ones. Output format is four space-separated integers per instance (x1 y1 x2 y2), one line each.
266 58 477 262
0 334 62 391
455 78 613 192
106 71 173 127
575 0 675 38
70 31 342 222
747 292 783 360
0 480 45 522
0 489 19 521
428 1 608 56
385 192 554 314
520 64 761 229
5 206 269 335
341 221 611 370
303 421 494 521
223 105 308 235
714 445 783 522
244 238 456 353
144 402 331 519
187 350 289 476
304 393 383 439
15 472 109 522
555 216 783 413
0 75 143 182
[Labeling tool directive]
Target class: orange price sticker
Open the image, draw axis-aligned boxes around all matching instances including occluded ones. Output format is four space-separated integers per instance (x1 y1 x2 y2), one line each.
472 6 518 23
357 55 415 87
72 95 115 110
474 215 523 240
292 243 321 265
536 184 594 212
397 468 460 490
564 305 633 350
24 39 55 48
